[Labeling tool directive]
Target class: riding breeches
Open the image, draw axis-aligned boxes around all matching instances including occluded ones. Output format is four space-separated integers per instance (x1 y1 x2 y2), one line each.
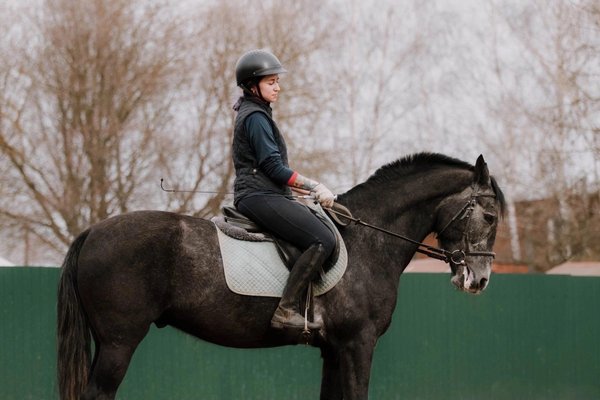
236 194 336 258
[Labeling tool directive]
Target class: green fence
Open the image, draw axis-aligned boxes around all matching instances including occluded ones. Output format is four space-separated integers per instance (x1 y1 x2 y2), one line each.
1 268 599 400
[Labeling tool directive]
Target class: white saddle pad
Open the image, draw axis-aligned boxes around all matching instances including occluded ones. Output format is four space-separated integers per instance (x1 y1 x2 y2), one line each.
214 217 348 298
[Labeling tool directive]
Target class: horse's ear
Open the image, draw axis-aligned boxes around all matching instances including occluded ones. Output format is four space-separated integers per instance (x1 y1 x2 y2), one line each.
473 155 490 186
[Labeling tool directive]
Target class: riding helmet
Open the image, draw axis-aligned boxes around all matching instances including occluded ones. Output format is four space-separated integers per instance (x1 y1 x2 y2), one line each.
235 49 287 87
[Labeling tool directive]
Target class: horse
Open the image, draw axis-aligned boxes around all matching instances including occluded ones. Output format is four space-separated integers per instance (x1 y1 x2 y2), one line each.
57 152 505 400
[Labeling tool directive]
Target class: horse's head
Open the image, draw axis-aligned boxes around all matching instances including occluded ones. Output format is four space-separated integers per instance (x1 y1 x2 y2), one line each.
435 155 504 294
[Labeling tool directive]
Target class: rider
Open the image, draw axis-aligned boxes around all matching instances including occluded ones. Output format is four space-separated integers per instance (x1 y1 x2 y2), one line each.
232 49 336 331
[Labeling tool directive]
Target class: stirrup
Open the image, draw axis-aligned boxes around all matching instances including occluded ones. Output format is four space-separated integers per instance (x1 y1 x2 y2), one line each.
270 307 321 330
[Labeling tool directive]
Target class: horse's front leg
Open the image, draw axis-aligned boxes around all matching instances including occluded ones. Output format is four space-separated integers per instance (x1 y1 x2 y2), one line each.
320 345 342 400
337 334 378 400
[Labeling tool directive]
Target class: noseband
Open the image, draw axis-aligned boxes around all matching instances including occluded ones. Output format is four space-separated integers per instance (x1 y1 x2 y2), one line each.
326 186 497 266
434 187 497 263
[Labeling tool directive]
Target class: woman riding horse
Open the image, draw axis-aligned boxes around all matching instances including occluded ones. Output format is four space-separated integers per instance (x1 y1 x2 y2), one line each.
232 49 336 330
57 151 505 400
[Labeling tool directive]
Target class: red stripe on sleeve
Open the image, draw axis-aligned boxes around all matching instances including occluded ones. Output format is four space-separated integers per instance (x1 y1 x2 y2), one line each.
287 171 298 186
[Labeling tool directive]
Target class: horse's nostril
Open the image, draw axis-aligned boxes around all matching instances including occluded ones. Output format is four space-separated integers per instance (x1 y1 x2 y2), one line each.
480 277 488 290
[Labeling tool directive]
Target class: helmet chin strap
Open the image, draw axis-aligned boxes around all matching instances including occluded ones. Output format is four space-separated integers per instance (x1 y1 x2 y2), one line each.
256 86 266 102
241 80 267 103
251 84 267 103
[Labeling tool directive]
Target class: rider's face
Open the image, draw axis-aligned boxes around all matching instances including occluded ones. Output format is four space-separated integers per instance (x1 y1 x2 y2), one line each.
256 74 280 103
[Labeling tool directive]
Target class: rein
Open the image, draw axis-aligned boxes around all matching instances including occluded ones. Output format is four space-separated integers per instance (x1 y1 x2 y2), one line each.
326 188 496 265
326 206 467 264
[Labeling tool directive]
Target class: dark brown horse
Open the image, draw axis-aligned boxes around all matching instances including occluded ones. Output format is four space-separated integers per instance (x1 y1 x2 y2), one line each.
57 153 505 399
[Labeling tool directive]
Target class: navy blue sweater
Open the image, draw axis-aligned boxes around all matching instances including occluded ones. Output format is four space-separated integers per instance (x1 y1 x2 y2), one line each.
245 112 294 185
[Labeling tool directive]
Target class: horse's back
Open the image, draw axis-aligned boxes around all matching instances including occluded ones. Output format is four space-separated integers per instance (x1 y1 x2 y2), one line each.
78 210 216 270
76 211 220 328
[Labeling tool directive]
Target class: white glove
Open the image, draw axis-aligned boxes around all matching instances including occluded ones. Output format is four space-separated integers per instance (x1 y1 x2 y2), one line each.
287 172 336 207
311 183 335 208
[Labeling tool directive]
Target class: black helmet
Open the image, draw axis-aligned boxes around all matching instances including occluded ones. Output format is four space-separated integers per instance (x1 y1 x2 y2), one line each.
235 49 287 87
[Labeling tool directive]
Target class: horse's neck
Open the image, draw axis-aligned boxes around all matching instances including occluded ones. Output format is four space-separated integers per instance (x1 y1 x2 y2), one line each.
339 169 471 278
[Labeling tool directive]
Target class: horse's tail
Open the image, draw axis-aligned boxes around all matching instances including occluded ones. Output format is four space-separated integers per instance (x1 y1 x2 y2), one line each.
57 228 92 400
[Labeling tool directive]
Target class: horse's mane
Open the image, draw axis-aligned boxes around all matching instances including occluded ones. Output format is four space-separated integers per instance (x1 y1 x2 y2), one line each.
357 152 507 216
367 152 473 183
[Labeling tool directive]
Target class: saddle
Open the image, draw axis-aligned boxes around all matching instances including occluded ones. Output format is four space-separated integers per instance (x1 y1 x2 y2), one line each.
211 201 348 298
215 203 340 271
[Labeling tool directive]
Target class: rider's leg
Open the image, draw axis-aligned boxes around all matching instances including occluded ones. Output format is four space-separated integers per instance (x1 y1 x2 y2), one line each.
237 195 336 329
271 242 327 329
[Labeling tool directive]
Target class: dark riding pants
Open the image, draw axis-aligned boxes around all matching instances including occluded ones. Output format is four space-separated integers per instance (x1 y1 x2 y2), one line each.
237 195 336 257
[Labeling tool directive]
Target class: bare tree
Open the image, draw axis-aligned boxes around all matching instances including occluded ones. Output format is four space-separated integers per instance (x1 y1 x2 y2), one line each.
162 0 343 217
0 3 43 263
157 1 243 218
0 0 188 260
0 0 344 263
326 0 479 188
475 0 600 268
580 0 600 180
4 0 595 267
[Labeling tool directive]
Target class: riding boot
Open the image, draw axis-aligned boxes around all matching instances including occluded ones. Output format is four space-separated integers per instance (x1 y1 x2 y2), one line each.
271 243 327 330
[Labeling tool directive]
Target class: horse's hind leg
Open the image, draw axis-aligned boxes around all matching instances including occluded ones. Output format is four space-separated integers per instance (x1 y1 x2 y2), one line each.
82 327 149 400
81 342 138 400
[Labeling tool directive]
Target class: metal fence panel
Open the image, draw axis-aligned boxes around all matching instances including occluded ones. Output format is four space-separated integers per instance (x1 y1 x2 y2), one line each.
1 268 598 399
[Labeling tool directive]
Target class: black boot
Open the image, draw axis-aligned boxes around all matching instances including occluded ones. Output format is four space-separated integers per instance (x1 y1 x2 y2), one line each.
271 243 327 330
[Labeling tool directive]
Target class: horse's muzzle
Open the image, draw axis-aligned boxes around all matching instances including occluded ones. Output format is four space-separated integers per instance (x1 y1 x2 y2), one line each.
451 264 489 294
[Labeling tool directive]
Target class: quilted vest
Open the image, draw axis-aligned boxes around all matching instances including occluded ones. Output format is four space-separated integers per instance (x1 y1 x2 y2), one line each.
232 96 292 206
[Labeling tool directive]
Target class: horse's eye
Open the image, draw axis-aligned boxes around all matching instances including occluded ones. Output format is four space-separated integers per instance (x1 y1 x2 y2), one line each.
483 212 496 224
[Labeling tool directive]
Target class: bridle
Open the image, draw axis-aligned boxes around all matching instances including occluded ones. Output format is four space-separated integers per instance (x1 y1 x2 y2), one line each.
325 185 497 266
434 186 497 264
